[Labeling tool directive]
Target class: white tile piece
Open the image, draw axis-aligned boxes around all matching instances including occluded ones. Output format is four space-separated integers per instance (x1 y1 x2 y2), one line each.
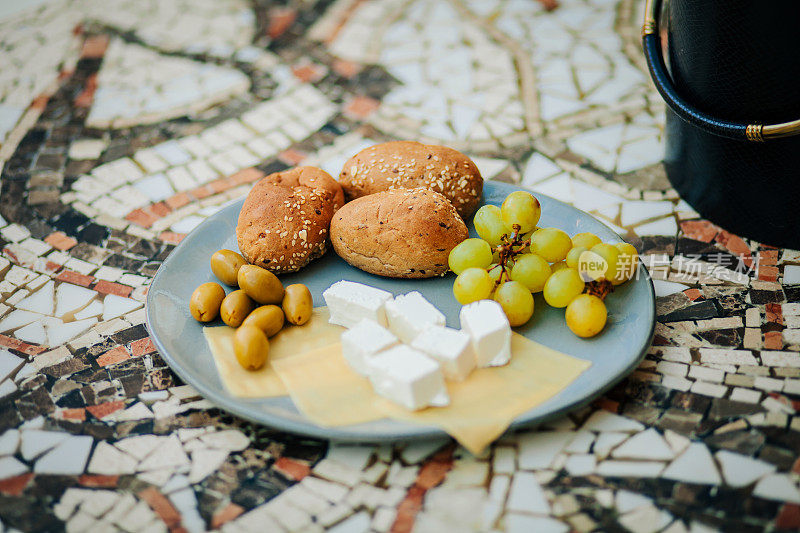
0 429 20 456
14 320 47 344
753 474 800 504
0 309 43 332
101 294 142 321
46 318 97 346
594 432 629 458
595 460 665 477
517 431 575 470
611 428 675 461
0 456 28 479
0 350 25 382
662 443 720 485
564 454 596 476
73 300 104 320
714 450 776 488
506 472 549 514
34 435 93 475
505 513 568 533
20 429 67 460
582 411 645 432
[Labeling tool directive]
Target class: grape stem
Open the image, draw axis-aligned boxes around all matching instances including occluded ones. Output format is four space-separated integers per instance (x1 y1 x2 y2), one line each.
585 279 613 299
487 224 530 286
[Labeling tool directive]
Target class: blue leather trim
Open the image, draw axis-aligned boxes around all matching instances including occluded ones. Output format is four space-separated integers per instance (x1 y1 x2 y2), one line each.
643 34 748 141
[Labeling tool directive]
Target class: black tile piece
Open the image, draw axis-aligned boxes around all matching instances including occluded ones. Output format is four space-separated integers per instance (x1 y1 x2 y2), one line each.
749 288 786 304
77 223 109 246
757 445 795 470
140 261 162 277
697 328 741 347
655 292 692 317
55 389 85 408
102 253 145 271
638 236 676 255
620 402 661 425
659 299 721 322
671 392 711 414
784 286 800 302
127 239 160 259
705 429 765 455
52 209 90 233
656 408 702 435
708 398 765 420
15 386 55 419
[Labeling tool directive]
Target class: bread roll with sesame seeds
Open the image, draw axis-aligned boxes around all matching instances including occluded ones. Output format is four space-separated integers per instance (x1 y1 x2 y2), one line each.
236 166 344 274
330 188 468 278
338 141 483 219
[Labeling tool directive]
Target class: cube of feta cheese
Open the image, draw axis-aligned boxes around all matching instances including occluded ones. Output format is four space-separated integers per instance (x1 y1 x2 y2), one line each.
341 319 399 375
459 300 511 367
323 280 393 328
367 345 449 410
411 325 476 381
384 291 445 343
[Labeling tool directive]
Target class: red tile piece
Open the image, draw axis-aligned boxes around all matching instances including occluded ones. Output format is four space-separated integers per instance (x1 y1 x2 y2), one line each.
759 265 779 282
97 345 131 366
764 331 783 350
44 231 78 250
61 408 86 421
131 337 157 357
0 473 33 496
78 474 119 488
0 335 23 351
138 487 183 530
209 178 234 194
74 73 97 108
125 208 158 228
777 504 800 530
715 229 753 267
765 303 784 325
680 220 719 243
344 95 380 119
56 270 95 287
189 185 213 200
86 401 125 419
759 249 779 266
16 342 46 356
392 486 425 533
292 62 326 83
274 457 310 480
165 192 191 210
267 7 296 39
149 202 171 218
159 232 185 245
278 149 306 166
211 503 244 529
80 35 109 58
332 59 362 78
230 168 265 185
594 397 619 413
94 280 132 298
684 288 703 301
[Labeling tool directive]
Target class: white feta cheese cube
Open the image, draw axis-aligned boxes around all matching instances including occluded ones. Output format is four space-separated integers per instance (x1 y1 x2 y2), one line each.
323 280 393 328
341 319 398 375
367 345 449 410
384 291 445 343
459 300 511 367
411 325 476 381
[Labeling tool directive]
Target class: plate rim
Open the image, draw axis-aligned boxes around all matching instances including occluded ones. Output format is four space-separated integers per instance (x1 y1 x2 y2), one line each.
146 182 656 443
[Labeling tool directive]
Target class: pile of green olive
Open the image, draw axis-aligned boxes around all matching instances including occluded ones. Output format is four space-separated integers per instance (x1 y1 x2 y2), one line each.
190 249 313 371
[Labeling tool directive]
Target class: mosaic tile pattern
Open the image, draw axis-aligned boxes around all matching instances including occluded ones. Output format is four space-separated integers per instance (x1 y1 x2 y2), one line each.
0 0 799 531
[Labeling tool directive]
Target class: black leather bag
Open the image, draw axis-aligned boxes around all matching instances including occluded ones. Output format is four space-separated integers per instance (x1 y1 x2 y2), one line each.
642 0 800 249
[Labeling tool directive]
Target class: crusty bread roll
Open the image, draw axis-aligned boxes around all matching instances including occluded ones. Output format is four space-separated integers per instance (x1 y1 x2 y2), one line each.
236 167 344 274
339 141 483 218
330 187 468 278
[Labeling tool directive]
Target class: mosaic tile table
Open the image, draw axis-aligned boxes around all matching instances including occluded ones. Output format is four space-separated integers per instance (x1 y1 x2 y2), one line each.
0 0 798 531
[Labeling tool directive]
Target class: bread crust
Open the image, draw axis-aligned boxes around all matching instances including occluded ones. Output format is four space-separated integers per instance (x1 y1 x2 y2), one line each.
330 188 468 278
236 167 344 274
339 141 483 218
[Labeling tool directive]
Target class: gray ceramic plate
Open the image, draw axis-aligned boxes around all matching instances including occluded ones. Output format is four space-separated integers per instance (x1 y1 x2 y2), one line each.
147 181 655 443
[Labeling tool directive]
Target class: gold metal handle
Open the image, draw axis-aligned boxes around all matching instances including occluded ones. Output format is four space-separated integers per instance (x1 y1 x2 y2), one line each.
642 0 800 141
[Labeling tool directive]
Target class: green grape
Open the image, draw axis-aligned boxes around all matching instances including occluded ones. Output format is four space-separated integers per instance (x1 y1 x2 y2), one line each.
474 205 509 247
494 281 534 327
565 294 607 338
448 238 492 275
510 254 551 293
543 267 585 308
588 243 620 282
612 242 638 285
550 260 567 272
566 246 588 269
453 268 494 305
500 191 541 233
572 232 602 250
488 263 512 285
530 227 572 263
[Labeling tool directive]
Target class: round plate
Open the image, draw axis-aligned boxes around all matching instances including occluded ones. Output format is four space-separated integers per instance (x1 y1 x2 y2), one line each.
147 181 655 442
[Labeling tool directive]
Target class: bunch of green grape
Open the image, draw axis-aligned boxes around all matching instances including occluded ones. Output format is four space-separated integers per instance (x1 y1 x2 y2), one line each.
448 191 638 338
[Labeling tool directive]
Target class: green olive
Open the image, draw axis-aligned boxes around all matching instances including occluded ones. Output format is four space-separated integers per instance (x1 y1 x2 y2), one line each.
241 305 285 337
211 249 246 286
220 289 255 327
237 264 284 305
190 282 225 322
234 326 269 370
282 284 313 326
